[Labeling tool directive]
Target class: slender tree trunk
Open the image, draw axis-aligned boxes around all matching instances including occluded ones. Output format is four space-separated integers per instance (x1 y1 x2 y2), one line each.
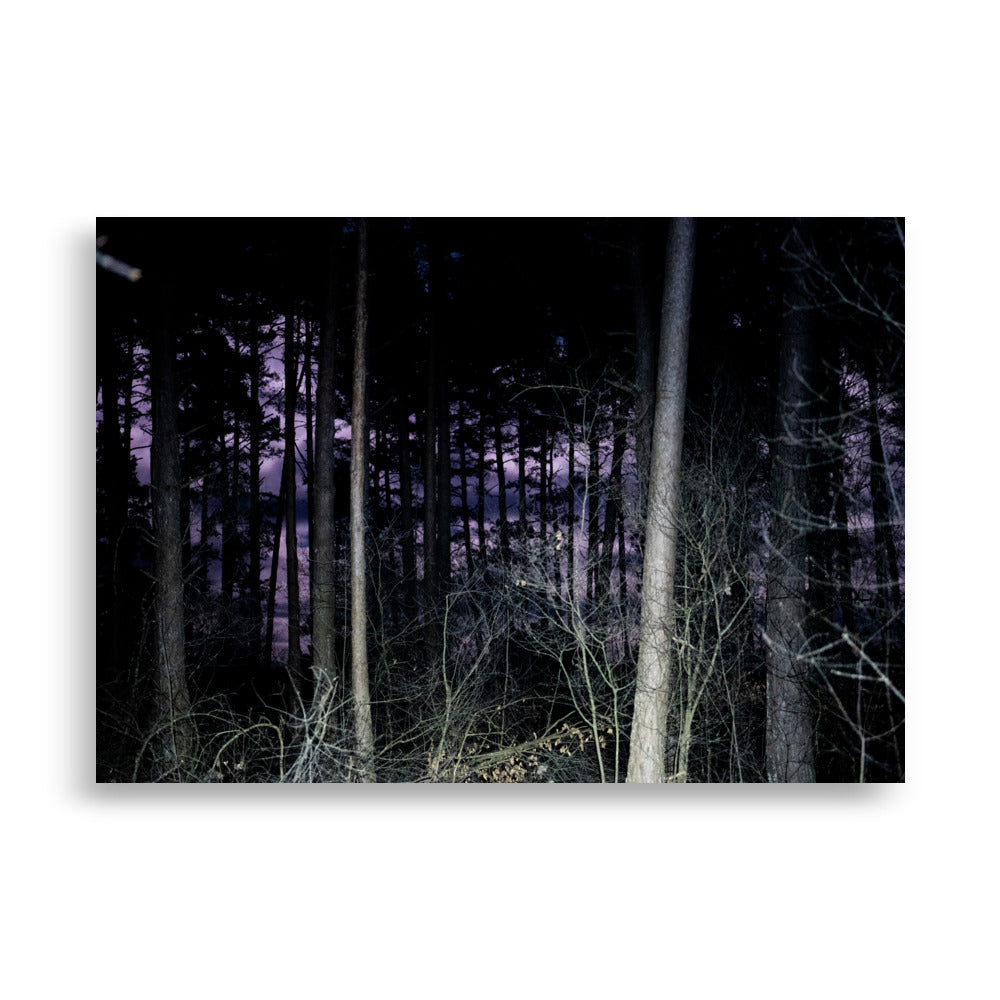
350 219 376 780
397 397 417 614
864 355 903 620
517 406 528 541
567 434 576 605
422 314 439 670
765 220 818 783
311 226 338 710
587 428 601 603
198 463 210 594
219 425 235 606
249 312 263 661
458 397 474 575
493 392 510 562
230 328 242 603
264 470 286 670
627 217 695 784
98 321 129 680
538 425 548 548
436 359 452 589
630 221 657 527
548 430 562 597
476 403 487 566
303 317 315 640
600 399 625 603
150 272 193 772
284 307 303 703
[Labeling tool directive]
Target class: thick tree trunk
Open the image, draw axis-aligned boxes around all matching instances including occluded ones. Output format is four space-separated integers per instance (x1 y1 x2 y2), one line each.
311 227 338 710
627 217 695 784
150 274 193 772
350 219 376 780
765 220 818 783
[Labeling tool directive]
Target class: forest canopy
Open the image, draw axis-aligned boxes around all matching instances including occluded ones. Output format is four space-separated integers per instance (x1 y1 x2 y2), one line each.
96 217 904 783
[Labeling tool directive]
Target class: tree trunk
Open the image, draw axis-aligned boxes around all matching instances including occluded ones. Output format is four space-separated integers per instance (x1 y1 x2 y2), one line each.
422 311 439 670
493 392 510 562
303 317 316 640
230 328 242 604
97 319 129 681
150 273 193 772
587 426 601 603
458 396 474 575
765 220 818 783
599 398 625 604
350 219 376 780
436 356 452 589
263 469 286 671
311 226 338 710
476 402 487 566
397 396 417 614
248 310 263 662
284 307 303 704
567 433 576 605
630 221 657 528
864 354 903 622
627 217 695 784
219 424 235 607
538 425 548 548
517 406 528 541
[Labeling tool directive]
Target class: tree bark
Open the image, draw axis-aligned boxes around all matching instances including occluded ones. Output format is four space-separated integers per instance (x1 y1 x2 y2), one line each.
397 396 417 614
350 219 376 780
303 317 316 640
248 309 263 661
587 425 601 603
422 310 439 670
476 402 487 566
627 217 695 783
567 434 576 605
599 398 625 604
492 391 510 562
630 221 657 528
458 395 474 574
150 272 193 772
517 406 528 541
765 220 818 783
97 318 129 680
436 355 452 588
284 306 303 704
311 226 338 709
263 468 286 671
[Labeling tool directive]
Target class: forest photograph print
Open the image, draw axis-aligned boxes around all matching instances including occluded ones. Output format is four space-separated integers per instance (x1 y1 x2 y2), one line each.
96 217 904 783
